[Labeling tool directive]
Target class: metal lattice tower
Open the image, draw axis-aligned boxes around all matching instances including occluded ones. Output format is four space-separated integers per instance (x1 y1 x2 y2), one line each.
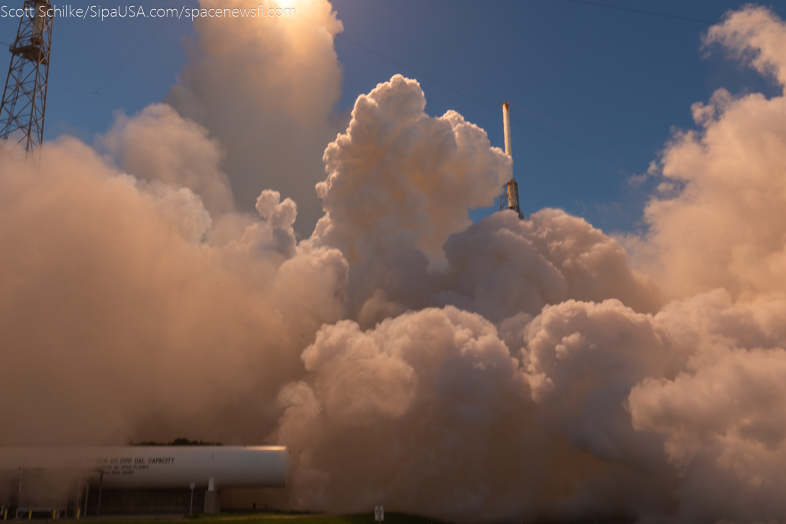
0 0 53 156
499 102 523 219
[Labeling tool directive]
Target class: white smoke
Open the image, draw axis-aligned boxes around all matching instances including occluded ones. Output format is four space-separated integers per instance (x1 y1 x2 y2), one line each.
625 5 786 303
97 103 234 218
0 136 347 445
267 76 676 521
166 0 345 234
629 291 786 523
311 75 511 262
2 3 786 524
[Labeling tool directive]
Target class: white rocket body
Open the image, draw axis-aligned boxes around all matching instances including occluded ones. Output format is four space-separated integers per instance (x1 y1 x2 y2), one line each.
503 102 512 157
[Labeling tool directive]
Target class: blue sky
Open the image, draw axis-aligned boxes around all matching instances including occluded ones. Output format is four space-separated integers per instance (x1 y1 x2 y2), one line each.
2 0 784 234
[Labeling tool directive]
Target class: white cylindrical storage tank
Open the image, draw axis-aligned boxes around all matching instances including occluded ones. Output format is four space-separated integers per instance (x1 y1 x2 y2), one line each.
0 446 287 489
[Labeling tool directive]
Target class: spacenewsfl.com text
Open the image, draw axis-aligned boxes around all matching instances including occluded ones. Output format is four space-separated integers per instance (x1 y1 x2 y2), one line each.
0 4 295 22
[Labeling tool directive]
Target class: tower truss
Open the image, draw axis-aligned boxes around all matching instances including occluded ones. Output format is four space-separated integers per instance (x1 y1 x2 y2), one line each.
499 177 522 218
0 0 53 156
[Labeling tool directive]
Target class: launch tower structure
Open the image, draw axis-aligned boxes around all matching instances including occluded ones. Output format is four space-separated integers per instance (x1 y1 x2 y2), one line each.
0 0 53 156
499 102 523 219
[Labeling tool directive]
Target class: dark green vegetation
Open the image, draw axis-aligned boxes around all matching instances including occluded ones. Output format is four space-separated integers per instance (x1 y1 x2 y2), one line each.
131 438 223 446
85 513 440 524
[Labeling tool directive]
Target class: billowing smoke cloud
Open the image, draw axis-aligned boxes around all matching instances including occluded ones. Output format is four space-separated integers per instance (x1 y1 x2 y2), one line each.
620 5 786 523
167 0 344 234
265 77 676 521
270 6 786 522
311 75 512 262
625 6 786 302
0 136 347 445
307 75 660 328
629 291 786 524
437 209 661 323
3 3 786 524
97 103 234 217
274 300 680 522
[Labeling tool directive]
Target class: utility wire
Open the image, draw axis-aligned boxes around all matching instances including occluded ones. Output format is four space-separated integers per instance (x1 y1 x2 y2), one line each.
519 123 582 209
79 8 668 175
510 102 650 175
53 8 651 180
338 32 642 174
289 15 622 205
47 14 167 104
49 18 165 98
509 113 639 174
337 38 637 196
95 18 165 94
336 33 495 108
49 86 123 104
560 0 714 25
509 103 663 142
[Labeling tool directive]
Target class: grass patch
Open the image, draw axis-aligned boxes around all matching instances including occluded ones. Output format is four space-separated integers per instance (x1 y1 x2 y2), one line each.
85 512 443 524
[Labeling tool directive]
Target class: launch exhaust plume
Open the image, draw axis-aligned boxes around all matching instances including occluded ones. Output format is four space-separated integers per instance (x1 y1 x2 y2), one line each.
167 0 345 235
2 3 786 524
0 135 347 446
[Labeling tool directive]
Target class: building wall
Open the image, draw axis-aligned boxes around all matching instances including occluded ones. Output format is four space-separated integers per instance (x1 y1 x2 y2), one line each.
85 488 206 516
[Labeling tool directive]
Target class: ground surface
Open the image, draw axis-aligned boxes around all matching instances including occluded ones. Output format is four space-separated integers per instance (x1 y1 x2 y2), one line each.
81 513 440 524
